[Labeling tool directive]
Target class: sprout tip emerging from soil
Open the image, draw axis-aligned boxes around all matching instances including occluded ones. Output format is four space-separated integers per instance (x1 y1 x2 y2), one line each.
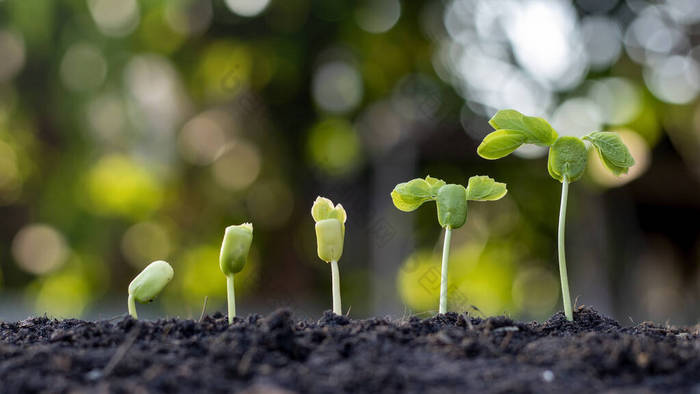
477 109 635 321
311 197 346 315
127 260 174 319
391 175 507 314
219 223 253 324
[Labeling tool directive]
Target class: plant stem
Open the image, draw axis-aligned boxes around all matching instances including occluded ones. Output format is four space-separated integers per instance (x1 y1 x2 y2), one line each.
558 178 573 321
331 260 341 315
128 294 137 319
226 274 236 324
439 226 452 314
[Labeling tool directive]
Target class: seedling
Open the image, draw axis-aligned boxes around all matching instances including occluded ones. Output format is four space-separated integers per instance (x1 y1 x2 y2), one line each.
219 223 253 324
311 197 346 315
127 260 174 319
391 175 507 314
477 109 635 321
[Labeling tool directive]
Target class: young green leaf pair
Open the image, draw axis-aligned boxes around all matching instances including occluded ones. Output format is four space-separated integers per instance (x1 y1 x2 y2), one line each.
477 109 635 179
391 175 507 314
477 109 635 321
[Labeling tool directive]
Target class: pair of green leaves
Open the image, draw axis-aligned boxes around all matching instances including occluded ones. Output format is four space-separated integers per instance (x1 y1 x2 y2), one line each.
391 175 507 229
311 197 347 235
478 109 635 183
477 109 558 159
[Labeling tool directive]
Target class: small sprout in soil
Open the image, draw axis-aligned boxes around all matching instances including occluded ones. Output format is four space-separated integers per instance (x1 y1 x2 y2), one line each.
127 260 174 319
311 197 346 315
219 223 253 324
391 175 507 314
478 109 635 321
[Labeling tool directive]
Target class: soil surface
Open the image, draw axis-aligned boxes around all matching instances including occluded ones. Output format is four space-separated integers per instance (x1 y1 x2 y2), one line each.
1 306 699 393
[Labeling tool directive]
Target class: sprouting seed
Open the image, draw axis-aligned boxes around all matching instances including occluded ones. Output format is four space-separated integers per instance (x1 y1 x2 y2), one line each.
391 175 507 314
477 109 635 321
127 260 174 319
219 223 253 324
311 197 346 315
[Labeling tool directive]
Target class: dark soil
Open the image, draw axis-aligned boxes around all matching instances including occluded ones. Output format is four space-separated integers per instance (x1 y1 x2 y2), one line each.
1 307 699 393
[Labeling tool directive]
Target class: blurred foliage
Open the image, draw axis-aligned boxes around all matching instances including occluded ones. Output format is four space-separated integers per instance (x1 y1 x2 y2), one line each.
0 0 700 323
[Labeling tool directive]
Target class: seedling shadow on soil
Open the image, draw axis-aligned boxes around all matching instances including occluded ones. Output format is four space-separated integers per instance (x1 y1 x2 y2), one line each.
1 307 699 393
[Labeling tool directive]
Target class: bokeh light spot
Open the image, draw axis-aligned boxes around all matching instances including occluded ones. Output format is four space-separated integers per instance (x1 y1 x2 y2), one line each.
581 16 622 71
0 140 20 192
85 155 163 218
587 78 641 126
124 54 186 132
312 61 363 114
211 140 261 191
224 0 270 17
34 271 90 317
86 93 127 142
506 0 587 90
139 6 185 54
0 30 26 82
355 0 401 34
121 222 171 269
397 252 441 312
175 245 257 308
512 267 559 317
551 97 603 138
179 113 228 166
165 0 213 36
643 55 700 104
306 118 362 176
195 41 253 101
59 42 108 92
398 242 516 315
87 0 140 37
12 224 69 275
357 101 404 155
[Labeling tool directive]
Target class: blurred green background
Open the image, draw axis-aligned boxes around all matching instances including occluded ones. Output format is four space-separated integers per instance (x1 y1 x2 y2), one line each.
1 0 700 324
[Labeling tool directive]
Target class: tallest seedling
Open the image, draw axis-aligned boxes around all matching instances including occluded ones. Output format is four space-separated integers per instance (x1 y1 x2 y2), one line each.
391 175 507 314
477 109 635 321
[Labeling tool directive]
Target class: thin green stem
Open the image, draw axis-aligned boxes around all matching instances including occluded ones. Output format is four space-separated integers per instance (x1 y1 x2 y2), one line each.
558 178 573 321
128 294 137 319
331 260 341 315
439 226 452 314
226 274 236 324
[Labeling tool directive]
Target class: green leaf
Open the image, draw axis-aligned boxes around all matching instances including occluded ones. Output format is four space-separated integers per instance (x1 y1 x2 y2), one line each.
547 136 588 183
466 175 508 201
583 132 635 176
488 109 558 146
311 197 335 222
424 176 446 196
390 178 434 212
435 184 467 229
327 204 347 223
477 129 526 159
